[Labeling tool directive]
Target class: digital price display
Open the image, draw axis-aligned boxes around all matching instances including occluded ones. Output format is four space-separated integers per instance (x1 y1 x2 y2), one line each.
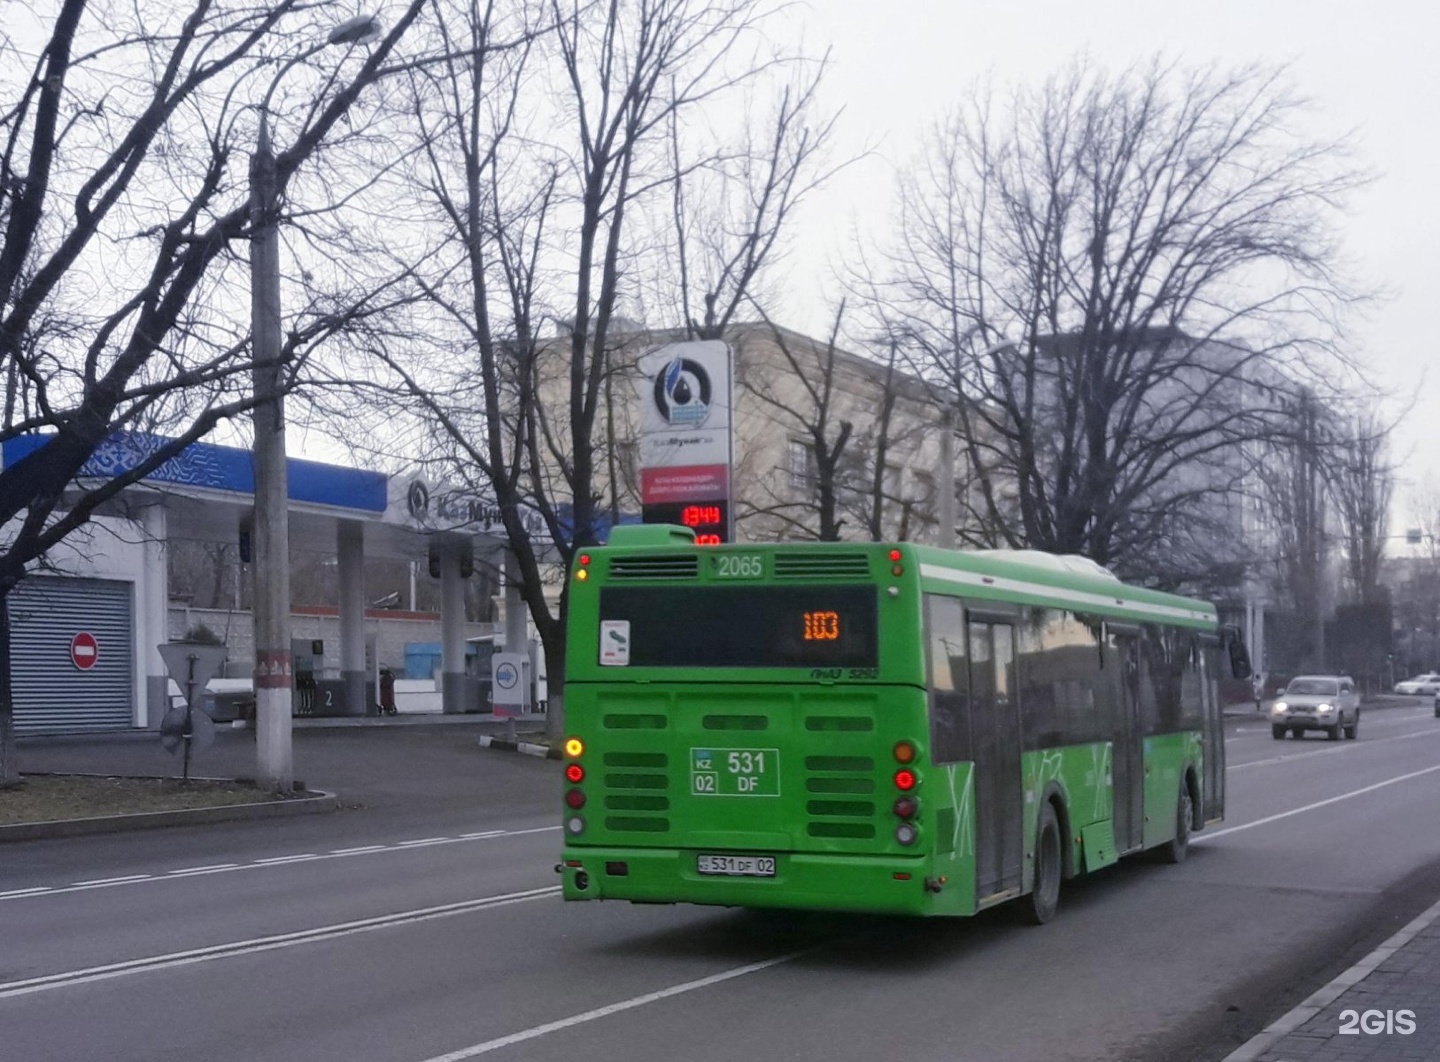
600 585 876 668
642 500 730 545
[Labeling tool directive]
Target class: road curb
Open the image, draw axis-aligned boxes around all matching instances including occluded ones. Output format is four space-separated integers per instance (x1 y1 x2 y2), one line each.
1220 893 1440 1061
477 735 560 760
0 784 337 843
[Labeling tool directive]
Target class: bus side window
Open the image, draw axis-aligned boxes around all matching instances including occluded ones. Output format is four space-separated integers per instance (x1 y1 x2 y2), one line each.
925 595 970 764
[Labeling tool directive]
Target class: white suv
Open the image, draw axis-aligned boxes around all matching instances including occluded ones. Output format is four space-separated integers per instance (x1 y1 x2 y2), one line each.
1271 675 1360 741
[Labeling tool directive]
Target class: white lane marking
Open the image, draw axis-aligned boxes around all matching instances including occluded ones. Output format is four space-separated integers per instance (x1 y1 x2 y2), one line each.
0 826 562 903
1198 763 1440 844
419 951 807 1061
167 864 240 876
1228 726 1440 770
398 838 450 847
0 886 560 1001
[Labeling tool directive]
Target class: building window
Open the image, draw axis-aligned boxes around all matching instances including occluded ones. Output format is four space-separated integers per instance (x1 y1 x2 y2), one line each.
788 440 813 490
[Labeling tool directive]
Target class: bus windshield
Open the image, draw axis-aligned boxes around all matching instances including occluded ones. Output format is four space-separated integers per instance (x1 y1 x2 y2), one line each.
599 584 877 668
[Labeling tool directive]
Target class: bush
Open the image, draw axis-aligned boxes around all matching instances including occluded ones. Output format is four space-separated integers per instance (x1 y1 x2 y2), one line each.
184 623 224 646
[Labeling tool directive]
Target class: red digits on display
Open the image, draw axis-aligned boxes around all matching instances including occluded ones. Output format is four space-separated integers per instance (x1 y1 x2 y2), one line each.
803 610 840 641
681 505 722 527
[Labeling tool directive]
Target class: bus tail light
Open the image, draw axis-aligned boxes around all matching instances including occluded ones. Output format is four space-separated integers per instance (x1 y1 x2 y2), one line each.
564 737 584 758
566 815 586 836
893 740 916 764
893 768 917 792
565 763 585 783
893 796 918 819
895 822 919 846
564 788 587 809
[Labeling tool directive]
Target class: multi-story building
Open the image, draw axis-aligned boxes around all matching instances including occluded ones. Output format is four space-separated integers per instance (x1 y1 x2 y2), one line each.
536 321 959 546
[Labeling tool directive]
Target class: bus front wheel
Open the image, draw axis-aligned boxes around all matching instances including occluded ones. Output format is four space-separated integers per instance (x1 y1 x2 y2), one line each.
1021 803 1062 926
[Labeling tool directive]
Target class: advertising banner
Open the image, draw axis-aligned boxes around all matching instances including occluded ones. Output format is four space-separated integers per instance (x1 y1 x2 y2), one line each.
635 341 734 543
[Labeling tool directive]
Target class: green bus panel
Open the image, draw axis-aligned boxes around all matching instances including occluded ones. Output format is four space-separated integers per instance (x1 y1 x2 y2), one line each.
1141 732 1202 850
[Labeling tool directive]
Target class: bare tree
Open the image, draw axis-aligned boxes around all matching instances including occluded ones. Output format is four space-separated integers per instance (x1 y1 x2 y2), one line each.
1333 413 1393 605
1256 389 1331 671
736 309 934 543
740 308 855 541
337 0 833 738
0 0 427 784
880 58 1367 588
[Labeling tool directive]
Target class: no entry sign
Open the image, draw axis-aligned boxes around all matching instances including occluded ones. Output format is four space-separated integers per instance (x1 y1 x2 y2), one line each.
70 631 99 670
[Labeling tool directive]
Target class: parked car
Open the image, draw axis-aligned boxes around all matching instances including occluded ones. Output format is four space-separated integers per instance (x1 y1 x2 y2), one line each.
1394 672 1440 695
1270 675 1360 740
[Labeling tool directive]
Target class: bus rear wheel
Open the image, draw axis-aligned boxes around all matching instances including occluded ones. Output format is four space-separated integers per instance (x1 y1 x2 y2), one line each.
1160 784 1192 865
1021 803 1062 925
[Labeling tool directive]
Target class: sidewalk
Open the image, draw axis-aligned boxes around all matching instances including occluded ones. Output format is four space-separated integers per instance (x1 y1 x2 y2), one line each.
1224 896 1440 1060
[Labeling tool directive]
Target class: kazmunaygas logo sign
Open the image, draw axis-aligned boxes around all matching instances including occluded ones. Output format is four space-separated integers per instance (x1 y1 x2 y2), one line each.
653 355 712 425
637 340 732 469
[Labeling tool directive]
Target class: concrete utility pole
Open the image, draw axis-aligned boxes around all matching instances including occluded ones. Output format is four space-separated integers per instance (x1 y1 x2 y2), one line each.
248 15 382 793
249 117 293 793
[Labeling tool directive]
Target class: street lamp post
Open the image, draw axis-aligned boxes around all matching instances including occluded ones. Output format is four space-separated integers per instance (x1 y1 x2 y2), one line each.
248 17 380 793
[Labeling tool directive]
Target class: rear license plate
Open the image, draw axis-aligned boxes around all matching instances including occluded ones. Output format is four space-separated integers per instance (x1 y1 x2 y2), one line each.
697 854 776 877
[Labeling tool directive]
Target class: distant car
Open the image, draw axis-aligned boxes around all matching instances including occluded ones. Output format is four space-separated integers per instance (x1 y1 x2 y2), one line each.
1271 675 1360 740
1395 673 1440 695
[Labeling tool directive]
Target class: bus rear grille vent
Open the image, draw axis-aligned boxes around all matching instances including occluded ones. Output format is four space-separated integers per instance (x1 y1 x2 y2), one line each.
604 772 668 791
773 553 871 578
805 776 874 795
603 752 668 767
701 714 768 730
805 715 874 732
803 756 876 839
807 822 875 839
804 755 873 772
806 800 874 818
604 795 670 812
602 714 667 729
609 555 699 579
605 816 670 833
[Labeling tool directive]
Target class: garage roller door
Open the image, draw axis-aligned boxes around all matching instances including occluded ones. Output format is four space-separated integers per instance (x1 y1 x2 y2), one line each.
10 576 134 733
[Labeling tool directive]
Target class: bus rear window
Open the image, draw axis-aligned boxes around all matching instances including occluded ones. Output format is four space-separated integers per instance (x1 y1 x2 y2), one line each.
599 585 878 668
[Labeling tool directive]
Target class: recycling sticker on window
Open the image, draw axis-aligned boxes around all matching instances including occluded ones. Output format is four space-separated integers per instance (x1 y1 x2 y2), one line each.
600 620 630 666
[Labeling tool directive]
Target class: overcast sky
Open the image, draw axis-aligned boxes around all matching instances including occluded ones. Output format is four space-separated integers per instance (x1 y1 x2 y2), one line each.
777 0 1438 524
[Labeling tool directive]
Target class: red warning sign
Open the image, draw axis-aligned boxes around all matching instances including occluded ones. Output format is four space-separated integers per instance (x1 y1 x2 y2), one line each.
70 631 99 671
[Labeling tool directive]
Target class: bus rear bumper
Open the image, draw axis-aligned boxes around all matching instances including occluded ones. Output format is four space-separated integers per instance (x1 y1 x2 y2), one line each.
561 845 938 915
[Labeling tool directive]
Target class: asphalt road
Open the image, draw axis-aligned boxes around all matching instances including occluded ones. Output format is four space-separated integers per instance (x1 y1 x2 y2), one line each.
4 703 1440 1062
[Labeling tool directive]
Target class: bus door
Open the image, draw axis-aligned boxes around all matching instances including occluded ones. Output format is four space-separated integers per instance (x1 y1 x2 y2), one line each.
969 617 1023 898
1110 631 1145 853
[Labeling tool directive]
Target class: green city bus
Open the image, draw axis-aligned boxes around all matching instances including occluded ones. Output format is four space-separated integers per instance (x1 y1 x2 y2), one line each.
559 524 1249 922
